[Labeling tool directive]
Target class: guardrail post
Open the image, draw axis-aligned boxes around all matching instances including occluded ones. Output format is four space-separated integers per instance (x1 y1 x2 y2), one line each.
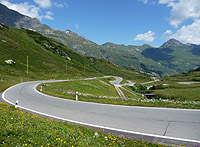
76 91 78 101
15 100 18 108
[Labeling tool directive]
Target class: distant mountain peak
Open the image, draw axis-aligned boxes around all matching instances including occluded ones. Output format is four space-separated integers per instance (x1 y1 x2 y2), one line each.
161 38 183 47
102 42 117 46
167 38 181 43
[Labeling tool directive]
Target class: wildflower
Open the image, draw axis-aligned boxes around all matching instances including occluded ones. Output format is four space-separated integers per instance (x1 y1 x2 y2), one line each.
119 135 125 139
11 117 13 119
117 140 124 145
195 143 200 147
94 132 100 137
105 136 108 140
25 144 27 146
56 138 61 141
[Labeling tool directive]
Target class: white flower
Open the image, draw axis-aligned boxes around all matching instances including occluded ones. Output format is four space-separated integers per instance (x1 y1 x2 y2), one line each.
94 132 99 137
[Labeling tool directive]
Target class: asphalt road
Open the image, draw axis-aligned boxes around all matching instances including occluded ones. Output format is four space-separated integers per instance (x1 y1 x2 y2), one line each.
2 79 200 146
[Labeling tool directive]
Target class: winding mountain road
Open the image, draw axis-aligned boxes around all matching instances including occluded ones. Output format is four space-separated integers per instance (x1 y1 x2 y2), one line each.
2 77 200 146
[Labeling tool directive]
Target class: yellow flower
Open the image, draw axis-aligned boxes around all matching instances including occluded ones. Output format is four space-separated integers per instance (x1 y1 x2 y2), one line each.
41 146 43 147
64 141 66 144
25 144 27 146
56 138 61 141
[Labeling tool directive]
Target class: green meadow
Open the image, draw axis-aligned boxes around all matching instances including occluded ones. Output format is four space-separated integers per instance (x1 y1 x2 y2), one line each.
39 78 200 109
0 102 168 147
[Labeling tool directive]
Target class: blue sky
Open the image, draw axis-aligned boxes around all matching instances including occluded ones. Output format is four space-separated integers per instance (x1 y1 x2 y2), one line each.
1 0 200 47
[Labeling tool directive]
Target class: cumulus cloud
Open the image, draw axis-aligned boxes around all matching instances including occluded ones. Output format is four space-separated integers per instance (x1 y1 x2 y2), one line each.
170 19 200 44
159 0 200 28
43 11 54 20
0 0 54 20
163 29 172 38
1 1 40 19
137 0 148 4
33 0 52 9
134 31 155 42
164 30 172 35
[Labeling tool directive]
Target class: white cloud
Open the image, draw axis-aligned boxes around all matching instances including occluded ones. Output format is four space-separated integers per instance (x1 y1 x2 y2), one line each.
164 30 173 35
33 0 52 9
158 0 175 5
54 2 68 8
138 0 148 4
0 0 54 20
134 31 155 42
1 1 40 19
43 11 54 20
159 0 200 28
163 29 172 38
74 24 79 30
170 19 200 44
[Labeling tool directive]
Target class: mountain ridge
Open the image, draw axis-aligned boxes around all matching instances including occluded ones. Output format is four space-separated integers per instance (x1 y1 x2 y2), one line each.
1 3 200 77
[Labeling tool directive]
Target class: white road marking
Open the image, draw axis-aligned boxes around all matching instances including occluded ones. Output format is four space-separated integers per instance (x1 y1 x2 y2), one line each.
2 78 200 144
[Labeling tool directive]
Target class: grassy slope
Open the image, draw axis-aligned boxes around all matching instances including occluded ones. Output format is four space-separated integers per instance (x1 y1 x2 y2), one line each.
0 24 151 92
41 79 119 98
39 78 138 99
145 70 200 102
39 77 200 109
163 69 200 82
0 102 167 147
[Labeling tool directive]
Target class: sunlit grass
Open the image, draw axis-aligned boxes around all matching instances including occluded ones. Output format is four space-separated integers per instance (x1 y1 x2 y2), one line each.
38 79 200 109
0 102 168 147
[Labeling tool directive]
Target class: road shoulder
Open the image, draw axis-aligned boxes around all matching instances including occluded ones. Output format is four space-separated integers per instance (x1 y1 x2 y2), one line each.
0 92 6 103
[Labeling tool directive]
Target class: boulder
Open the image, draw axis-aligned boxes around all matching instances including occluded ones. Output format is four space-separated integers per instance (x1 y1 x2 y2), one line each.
5 59 15 65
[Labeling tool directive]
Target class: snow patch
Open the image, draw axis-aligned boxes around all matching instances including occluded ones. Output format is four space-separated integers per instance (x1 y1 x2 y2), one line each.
65 30 70 34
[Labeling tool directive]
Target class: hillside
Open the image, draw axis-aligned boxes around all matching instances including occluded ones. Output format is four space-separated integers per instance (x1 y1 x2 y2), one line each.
1 3 200 77
0 24 151 92
143 68 200 103
163 66 200 82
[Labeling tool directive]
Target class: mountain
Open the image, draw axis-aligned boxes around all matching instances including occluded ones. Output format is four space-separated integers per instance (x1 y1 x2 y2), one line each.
163 66 200 82
1 3 200 77
0 23 151 86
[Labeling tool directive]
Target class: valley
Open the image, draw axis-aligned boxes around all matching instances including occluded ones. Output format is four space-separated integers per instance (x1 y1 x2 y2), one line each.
0 2 200 146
